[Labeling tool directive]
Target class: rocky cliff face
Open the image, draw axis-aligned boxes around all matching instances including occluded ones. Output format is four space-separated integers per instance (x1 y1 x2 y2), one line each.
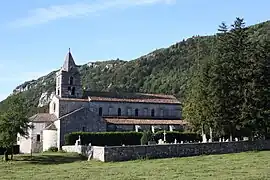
38 92 55 107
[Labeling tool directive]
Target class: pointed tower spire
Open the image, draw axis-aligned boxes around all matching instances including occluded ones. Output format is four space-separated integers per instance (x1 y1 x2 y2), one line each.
62 48 77 72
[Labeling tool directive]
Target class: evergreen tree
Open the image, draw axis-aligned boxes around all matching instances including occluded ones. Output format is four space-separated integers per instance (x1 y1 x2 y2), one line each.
208 18 249 139
183 38 214 137
241 32 270 138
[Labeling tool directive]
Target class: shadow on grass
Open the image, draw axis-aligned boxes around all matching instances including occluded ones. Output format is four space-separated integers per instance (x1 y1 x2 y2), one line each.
13 153 87 165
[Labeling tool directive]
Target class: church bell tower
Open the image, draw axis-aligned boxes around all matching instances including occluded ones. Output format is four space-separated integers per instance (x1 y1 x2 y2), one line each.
55 49 83 98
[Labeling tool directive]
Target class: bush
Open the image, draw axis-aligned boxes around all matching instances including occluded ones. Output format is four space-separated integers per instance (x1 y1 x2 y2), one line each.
153 131 201 143
47 147 58 152
141 131 153 145
65 132 143 146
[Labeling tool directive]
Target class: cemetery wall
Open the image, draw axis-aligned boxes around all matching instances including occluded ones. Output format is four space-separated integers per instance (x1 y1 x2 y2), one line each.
62 145 104 161
100 140 270 162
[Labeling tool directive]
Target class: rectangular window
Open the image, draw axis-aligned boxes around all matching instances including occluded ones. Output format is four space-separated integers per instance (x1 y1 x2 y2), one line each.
37 134 41 142
82 127 86 132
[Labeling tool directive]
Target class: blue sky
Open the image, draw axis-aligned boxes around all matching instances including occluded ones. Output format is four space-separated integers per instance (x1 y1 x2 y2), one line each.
0 0 269 101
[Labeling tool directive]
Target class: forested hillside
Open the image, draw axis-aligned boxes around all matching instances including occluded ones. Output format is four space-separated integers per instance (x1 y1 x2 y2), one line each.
0 20 269 118
184 18 270 138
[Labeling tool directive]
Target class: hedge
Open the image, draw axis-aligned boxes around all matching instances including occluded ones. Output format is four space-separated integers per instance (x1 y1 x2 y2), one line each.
0 145 20 155
65 132 143 146
65 131 201 146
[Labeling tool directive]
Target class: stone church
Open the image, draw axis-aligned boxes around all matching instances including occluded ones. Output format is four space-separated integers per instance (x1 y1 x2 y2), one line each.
17 50 186 153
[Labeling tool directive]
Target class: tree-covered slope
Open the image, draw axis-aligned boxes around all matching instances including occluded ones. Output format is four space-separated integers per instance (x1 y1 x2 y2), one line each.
0 20 269 117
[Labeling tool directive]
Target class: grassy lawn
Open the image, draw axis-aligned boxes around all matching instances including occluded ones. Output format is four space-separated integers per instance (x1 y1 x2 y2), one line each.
1 151 270 180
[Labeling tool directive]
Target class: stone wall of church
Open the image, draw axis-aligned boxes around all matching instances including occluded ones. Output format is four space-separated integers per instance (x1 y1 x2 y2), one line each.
56 70 83 98
58 100 88 117
89 101 182 119
59 108 106 146
49 96 60 117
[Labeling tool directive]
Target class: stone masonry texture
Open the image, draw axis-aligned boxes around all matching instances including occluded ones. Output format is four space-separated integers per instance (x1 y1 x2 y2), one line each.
99 140 270 162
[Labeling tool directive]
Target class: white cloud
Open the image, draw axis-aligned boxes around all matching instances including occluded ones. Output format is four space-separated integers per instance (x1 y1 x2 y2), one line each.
8 0 175 27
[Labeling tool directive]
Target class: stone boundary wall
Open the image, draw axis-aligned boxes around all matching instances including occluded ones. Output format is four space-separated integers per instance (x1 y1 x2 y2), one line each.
62 145 88 155
100 140 270 162
62 145 104 161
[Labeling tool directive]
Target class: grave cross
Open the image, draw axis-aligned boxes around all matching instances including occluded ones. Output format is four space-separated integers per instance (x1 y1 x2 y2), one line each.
163 130 166 142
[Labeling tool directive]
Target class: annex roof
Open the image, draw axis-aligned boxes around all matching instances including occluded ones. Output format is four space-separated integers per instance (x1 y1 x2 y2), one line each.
104 117 187 125
29 113 57 123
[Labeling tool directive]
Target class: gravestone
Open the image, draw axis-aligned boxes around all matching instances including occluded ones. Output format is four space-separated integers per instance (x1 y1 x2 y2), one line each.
158 139 164 144
87 143 93 161
75 135 81 146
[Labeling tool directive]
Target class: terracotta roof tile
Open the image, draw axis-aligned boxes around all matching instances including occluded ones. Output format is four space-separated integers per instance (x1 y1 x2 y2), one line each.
89 96 180 104
29 113 57 122
59 97 89 102
104 117 187 125
58 92 181 104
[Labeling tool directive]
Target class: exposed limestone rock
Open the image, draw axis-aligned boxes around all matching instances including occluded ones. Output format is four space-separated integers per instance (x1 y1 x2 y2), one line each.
38 91 55 107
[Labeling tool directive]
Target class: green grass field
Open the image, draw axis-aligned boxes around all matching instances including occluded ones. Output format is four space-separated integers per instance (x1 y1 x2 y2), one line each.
1 151 270 180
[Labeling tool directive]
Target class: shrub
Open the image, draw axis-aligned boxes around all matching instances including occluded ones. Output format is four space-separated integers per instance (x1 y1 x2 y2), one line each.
47 146 58 152
140 131 153 145
65 132 143 146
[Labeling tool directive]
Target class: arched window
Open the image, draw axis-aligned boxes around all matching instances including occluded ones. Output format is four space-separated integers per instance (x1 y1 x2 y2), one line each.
135 109 139 116
151 109 155 117
99 107 103 116
71 87 75 95
118 108 121 116
69 76 74 85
